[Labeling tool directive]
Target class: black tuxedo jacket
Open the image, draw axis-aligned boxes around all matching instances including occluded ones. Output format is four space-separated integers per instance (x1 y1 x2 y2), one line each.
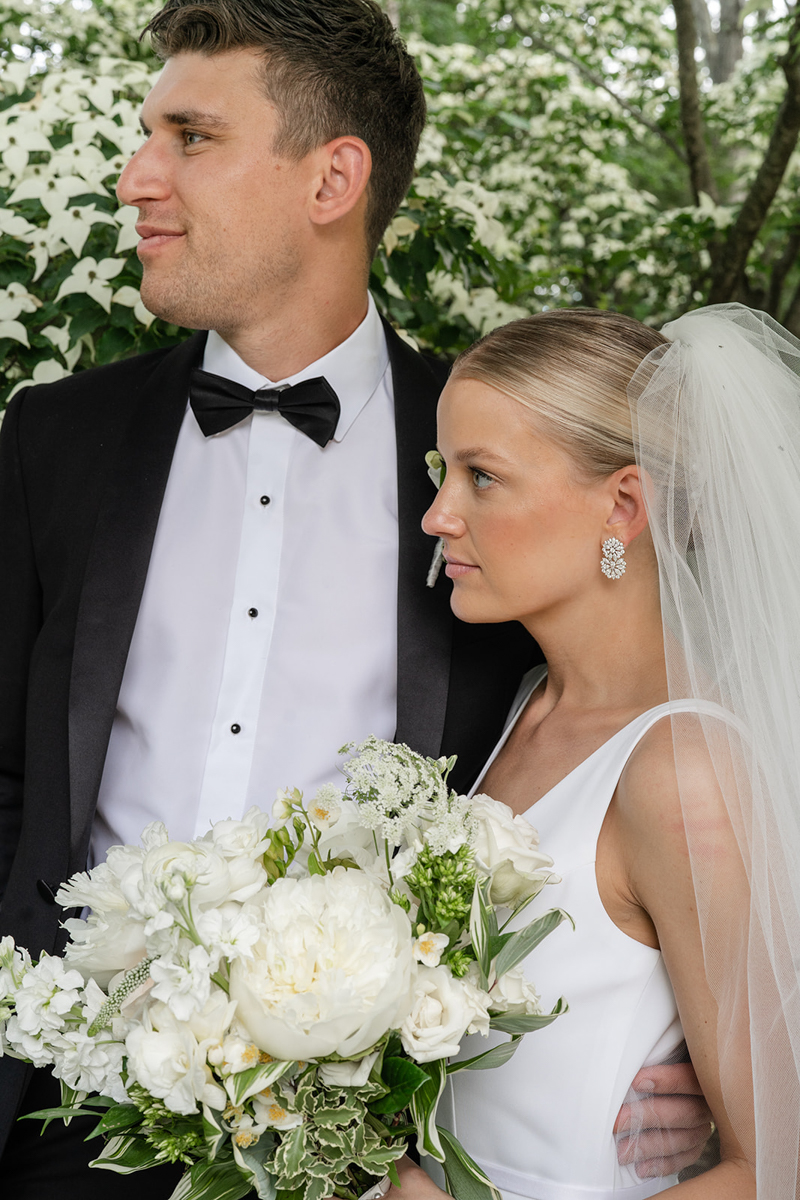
0 321 537 1143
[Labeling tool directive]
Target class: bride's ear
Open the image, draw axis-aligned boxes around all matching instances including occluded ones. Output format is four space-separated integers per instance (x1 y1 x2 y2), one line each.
603 465 650 546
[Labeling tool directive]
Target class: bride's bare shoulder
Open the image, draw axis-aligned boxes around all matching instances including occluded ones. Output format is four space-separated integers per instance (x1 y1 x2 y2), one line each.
615 711 739 858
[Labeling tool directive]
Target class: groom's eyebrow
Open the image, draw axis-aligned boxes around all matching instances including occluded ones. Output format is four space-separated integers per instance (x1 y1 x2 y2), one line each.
139 109 233 135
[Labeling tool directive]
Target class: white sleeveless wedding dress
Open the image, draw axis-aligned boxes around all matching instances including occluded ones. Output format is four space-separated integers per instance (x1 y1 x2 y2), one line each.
433 664 725 1200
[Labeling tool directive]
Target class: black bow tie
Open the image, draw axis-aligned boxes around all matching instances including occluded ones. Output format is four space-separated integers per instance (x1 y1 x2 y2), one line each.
189 368 341 447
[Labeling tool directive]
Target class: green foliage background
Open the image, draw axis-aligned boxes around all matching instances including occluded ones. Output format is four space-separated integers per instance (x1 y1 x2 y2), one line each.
0 0 798 406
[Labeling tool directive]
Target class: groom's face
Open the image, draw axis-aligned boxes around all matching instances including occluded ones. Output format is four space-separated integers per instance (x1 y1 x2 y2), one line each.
117 49 314 337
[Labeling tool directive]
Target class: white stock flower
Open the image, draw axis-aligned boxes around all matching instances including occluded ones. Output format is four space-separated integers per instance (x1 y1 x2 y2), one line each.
412 932 450 968
194 906 261 962
470 794 556 907
400 965 491 1063
150 943 214 1022
229 868 414 1061
12 956 84 1038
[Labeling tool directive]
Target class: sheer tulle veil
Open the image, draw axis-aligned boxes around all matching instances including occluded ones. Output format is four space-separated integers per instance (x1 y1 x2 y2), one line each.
627 303 800 1194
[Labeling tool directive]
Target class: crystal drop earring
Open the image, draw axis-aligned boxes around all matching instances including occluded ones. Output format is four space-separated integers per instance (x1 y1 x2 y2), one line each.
601 537 626 580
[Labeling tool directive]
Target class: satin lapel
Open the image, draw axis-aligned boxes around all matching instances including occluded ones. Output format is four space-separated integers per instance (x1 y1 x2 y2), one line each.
68 332 207 866
384 320 453 758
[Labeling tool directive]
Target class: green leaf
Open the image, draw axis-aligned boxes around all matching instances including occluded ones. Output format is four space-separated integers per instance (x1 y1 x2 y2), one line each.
493 909 572 979
446 1036 522 1073
87 1103 143 1139
489 996 568 1035
233 1139 278 1200
307 853 324 877
311 1104 362 1129
410 1058 446 1163
468 878 495 988
168 1157 254 1200
227 1059 295 1106
202 1105 227 1160
439 1127 501 1200
370 1056 429 1115
20 1104 105 1132
277 1124 307 1176
59 1079 87 1116
89 1133 161 1174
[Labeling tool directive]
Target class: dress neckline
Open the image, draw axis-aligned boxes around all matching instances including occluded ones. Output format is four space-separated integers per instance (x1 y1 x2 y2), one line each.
470 665 680 815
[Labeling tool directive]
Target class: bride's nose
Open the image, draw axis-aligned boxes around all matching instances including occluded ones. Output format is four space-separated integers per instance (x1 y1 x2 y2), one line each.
422 486 466 539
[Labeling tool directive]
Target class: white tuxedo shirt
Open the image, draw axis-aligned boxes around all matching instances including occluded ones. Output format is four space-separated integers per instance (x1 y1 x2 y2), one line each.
91 296 398 863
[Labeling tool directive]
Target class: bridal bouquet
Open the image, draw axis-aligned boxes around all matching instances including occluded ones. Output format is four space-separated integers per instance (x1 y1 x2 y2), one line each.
0 738 568 1200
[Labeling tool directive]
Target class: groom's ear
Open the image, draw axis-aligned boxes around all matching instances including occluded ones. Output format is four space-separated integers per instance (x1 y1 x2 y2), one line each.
603 465 650 546
307 136 372 229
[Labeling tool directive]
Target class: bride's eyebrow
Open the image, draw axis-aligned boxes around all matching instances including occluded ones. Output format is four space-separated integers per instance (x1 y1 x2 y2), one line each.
455 447 507 465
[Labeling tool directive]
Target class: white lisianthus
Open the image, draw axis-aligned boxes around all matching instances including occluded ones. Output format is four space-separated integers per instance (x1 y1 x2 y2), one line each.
317 1050 379 1088
229 868 414 1060
126 1002 218 1116
400 965 491 1063
412 932 450 968
471 794 556 907
308 784 342 831
488 964 542 1016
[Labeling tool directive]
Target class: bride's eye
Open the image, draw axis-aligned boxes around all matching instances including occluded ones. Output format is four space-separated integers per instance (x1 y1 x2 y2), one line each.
471 468 494 490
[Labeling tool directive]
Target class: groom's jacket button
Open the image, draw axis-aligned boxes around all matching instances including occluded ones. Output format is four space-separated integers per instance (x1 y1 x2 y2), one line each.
36 880 59 905
231 723 242 734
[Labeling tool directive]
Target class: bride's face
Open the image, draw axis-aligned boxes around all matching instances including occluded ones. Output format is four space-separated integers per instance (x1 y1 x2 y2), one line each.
423 377 611 626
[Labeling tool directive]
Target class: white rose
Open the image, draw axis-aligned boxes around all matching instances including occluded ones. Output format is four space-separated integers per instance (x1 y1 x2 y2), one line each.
125 1002 217 1115
229 868 414 1061
62 910 148 989
317 1050 379 1087
471 794 556 907
400 965 491 1063
486 964 542 1015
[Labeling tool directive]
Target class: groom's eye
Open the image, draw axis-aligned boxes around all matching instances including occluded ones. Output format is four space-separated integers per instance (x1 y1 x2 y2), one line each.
471 468 494 490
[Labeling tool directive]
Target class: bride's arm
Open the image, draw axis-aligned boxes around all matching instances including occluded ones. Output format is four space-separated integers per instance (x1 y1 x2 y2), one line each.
617 718 755 1196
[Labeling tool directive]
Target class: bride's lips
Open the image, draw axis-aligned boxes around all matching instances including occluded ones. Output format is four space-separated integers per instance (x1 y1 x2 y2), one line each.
135 223 186 253
444 556 479 579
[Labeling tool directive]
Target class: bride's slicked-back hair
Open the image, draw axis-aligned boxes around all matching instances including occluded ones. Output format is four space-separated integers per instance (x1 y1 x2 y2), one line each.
142 0 426 259
452 309 668 477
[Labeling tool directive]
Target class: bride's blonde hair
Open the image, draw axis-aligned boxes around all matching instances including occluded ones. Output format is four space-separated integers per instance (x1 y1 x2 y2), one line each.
451 309 668 477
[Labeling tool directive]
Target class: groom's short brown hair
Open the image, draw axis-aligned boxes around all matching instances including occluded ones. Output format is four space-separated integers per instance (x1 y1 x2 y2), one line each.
143 0 426 259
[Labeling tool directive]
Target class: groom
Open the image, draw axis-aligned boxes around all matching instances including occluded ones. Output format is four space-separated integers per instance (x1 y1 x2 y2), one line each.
0 0 711 1192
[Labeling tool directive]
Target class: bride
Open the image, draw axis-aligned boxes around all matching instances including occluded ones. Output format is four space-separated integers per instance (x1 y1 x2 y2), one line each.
393 304 800 1197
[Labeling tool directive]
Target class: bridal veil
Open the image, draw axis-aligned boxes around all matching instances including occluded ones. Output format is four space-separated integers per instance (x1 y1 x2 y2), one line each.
628 303 800 1196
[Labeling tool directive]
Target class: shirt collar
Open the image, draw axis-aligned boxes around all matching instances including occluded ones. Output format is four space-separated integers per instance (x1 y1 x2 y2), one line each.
201 293 389 443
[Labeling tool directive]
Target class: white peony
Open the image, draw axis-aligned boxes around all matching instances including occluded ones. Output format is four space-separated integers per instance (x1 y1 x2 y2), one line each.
229 868 414 1061
400 965 491 1063
471 794 556 907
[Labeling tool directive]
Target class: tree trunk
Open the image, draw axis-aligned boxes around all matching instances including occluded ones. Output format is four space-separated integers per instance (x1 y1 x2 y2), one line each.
717 0 745 83
708 8 800 304
783 277 800 338
673 0 719 203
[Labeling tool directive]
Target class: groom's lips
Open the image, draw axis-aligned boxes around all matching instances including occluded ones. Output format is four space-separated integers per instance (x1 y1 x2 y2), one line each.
444 556 479 579
135 223 186 253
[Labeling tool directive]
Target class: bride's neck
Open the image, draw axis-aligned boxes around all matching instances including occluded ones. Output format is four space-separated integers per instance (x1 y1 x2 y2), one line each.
523 571 668 713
